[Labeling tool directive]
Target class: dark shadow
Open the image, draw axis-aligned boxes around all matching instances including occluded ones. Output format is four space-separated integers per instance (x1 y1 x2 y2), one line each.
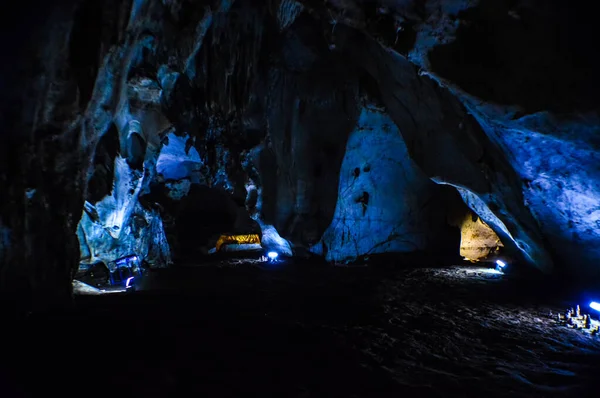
161 73 202 133
174 185 239 257
429 0 600 114
69 1 105 107
87 123 120 203
257 147 278 224
126 132 146 170
362 8 418 55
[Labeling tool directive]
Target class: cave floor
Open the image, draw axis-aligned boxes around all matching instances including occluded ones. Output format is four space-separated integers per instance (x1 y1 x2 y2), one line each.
4 263 600 397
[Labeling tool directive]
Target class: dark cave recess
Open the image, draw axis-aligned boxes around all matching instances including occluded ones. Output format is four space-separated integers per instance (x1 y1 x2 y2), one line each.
429 0 599 114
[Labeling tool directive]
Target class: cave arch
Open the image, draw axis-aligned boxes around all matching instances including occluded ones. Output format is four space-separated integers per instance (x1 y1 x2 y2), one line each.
436 182 529 268
172 185 260 259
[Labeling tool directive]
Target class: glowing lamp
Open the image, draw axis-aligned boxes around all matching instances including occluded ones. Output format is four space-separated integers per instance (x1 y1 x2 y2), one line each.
590 302 600 312
496 260 506 268
125 277 135 288
267 251 278 261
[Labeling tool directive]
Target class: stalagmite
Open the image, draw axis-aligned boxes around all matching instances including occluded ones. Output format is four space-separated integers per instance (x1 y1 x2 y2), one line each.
584 314 591 329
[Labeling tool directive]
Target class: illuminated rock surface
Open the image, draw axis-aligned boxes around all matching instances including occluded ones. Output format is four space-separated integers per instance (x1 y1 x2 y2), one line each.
1 0 599 307
313 102 456 262
156 132 202 182
2 3 600 396
453 212 503 262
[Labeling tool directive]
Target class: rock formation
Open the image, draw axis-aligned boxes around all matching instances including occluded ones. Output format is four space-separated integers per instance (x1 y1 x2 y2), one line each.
1 0 598 309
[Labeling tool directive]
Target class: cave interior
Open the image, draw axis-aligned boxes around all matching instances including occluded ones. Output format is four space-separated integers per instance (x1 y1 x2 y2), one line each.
1 0 600 396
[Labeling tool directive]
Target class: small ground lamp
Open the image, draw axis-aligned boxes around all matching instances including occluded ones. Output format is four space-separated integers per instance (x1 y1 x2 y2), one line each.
125 276 135 291
590 302 600 313
267 251 279 263
495 260 507 272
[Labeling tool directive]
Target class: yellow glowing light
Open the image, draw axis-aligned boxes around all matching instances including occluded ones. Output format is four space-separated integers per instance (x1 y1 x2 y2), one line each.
458 213 503 262
215 234 261 251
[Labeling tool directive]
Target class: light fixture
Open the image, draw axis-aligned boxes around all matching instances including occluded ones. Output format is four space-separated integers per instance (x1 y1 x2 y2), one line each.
495 260 507 272
590 302 600 312
267 251 278 261
125 277 135 288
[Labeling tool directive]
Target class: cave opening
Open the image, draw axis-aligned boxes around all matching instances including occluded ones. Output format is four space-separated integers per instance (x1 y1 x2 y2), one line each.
3 1 600 396
452 207 505 263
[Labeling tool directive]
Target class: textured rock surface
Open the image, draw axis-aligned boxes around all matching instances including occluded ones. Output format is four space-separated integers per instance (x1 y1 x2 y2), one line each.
291 0 599 275
78 200 171 268
156 132 202 182
0 1 120 308
312 102 455 262
0 0 229 307
405 0 600 276
341 33 552 272
72 280 103 295
453 212 503 262
2 0 599 308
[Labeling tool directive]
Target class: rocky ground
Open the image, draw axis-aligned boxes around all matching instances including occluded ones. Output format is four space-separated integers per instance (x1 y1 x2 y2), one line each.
3 262 600 397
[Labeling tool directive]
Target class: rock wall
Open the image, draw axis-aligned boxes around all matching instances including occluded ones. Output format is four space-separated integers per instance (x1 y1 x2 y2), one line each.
0 0 233 308
407 0 600 276
292 0 600 275
0 0 128 309
337 30 552 272
312 102 456 262
78 155 172 268
3 0 600 309
156 132 203 184
452 212 503 262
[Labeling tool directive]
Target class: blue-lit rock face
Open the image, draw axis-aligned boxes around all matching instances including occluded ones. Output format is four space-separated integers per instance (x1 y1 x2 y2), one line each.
341 35 553 273
78 203 171 268
469 111 600 276
78 155 172 268
511 116 600 275
156 132 203 200
392 0 600 276
4 0 600 306
156 132 202 182
274 0 304 31
259 223 293 257
312 103 451 262
392 0 600 275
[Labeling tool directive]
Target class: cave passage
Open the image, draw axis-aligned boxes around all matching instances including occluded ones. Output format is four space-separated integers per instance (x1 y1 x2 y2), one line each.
2 1 600 397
